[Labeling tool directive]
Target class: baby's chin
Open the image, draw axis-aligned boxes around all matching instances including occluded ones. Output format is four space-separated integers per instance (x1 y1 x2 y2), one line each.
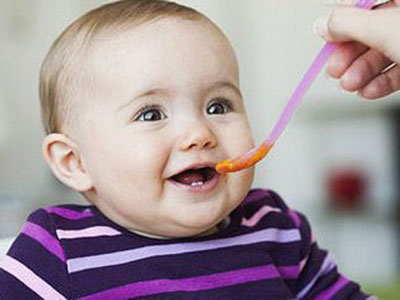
153 226 220 239
163 206 234 238
157 223 223 239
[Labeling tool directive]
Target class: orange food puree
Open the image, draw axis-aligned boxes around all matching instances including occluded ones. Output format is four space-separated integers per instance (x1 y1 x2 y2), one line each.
216 143 274 174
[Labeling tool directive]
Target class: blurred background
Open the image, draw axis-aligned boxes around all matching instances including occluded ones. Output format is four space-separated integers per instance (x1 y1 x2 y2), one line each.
0 0 399 298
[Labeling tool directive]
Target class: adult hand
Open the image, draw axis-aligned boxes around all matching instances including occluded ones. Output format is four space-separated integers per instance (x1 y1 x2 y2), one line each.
314 1 400 99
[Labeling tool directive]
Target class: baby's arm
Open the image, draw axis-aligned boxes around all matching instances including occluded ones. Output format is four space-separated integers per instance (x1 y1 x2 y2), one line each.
0 209 70 299
291 209 373 299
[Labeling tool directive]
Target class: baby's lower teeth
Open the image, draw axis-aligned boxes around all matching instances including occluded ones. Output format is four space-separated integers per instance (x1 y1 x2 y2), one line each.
190 181 204 186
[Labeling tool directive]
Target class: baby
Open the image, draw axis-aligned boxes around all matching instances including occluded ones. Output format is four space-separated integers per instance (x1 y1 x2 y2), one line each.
0 0 373 299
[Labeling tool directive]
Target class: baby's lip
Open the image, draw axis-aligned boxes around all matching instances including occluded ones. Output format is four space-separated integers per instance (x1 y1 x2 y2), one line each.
168 161 217 178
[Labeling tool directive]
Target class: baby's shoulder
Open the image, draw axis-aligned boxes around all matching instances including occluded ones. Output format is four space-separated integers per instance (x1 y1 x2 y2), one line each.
240 188 302 229
242 188 290 214
26 204 96 231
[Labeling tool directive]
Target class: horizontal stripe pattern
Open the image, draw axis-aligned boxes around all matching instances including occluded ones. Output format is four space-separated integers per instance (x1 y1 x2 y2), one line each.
277 265 300 279
78 265 280 300
45 207 94 220
22 221 65 262
2 189 371 299
0 255 67 300
241 205 282 227
56 226 121 239
68 227 301 273
296 252 337 299
315 276 349 300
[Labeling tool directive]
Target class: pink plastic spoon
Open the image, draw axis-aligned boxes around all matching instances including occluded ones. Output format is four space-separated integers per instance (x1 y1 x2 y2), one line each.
216 0 377 174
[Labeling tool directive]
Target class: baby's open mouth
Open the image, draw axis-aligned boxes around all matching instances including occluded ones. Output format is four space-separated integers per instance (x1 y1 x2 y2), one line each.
169 167 217 187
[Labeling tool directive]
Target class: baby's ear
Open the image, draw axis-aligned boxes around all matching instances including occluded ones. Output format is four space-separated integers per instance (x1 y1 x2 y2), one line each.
42 134 93 192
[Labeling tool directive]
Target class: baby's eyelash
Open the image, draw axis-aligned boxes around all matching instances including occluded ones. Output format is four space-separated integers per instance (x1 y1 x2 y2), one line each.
217 98 235 111
132 98 235 122
133 104 166 122
208 98 235 113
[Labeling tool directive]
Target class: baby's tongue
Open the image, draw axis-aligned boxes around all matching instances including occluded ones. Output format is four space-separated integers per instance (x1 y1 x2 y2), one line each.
173 170 206 185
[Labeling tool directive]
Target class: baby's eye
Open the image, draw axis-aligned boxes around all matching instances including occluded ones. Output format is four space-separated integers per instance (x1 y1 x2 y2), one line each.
207 98 234 115
135 105 166 122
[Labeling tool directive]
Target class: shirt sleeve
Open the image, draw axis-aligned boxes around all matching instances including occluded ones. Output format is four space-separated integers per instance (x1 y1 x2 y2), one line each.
260 190 374 300
0 208 70 300
290 209 374 300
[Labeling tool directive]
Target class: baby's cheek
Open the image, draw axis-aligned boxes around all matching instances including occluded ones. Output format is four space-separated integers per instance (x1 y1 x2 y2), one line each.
233 132 255 157
231 119 255 151
228 167 254 202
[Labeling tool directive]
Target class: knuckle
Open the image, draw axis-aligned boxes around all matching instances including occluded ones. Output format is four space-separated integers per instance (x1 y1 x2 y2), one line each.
327 10 339 33
327 7 349 38
359 59 374 78
328 9 340 27
329 7 346 30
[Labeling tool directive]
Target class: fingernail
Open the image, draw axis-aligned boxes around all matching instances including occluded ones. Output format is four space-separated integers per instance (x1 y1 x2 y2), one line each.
313 15 329 38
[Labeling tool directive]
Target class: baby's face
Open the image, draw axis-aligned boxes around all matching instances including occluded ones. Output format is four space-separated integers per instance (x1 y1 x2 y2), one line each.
73 18 255 238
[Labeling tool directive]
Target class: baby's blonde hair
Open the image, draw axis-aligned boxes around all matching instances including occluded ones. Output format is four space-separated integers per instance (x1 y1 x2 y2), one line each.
39 0 205 134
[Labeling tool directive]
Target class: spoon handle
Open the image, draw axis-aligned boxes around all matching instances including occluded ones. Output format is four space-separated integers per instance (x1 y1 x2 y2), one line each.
216 0 377 174
268 0 377 144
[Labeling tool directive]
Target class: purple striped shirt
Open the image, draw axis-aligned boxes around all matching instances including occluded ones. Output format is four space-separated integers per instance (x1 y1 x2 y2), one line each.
0 189 372 299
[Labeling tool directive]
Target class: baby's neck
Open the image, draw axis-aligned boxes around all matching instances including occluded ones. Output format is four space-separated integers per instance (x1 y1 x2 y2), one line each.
131 217 231 240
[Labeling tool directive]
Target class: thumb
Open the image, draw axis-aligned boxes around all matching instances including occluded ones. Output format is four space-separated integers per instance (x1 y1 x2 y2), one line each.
314 7 399 52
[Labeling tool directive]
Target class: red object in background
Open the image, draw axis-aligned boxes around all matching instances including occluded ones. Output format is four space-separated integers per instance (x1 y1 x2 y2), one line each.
327 169 367 211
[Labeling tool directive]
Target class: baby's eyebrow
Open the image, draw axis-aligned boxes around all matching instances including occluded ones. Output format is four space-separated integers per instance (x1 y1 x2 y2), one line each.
117 88 169 112
211 81 242 99
117 81 242 112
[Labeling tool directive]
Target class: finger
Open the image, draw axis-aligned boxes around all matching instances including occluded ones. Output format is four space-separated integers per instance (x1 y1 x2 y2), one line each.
340 48 393 91
315 7 400 60
326 41 369 78
372 0 397 9
358 64 400 99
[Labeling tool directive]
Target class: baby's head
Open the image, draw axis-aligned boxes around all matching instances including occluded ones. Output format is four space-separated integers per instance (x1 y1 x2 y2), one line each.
40 0 255 238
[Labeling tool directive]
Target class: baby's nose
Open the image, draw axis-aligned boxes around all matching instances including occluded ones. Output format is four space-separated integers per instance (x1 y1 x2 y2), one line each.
178 121 217 151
